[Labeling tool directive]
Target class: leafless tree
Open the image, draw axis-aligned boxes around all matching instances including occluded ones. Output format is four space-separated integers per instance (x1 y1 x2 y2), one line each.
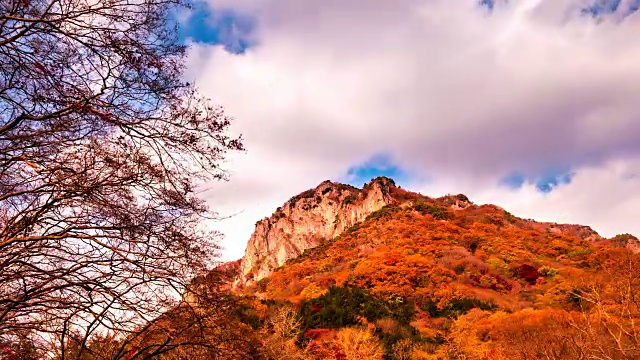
570 249 640 360
0 0 247 358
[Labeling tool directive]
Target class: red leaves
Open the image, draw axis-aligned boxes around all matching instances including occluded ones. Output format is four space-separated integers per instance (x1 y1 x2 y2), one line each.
1 346 15 355
34 62 47 72
516 264 541 285
304 328 332 340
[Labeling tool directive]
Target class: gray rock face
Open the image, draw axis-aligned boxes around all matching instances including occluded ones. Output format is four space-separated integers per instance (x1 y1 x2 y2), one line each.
234 178 396 287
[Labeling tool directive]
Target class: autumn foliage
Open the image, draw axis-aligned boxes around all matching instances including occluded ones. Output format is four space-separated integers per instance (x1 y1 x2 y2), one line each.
235 184 640 359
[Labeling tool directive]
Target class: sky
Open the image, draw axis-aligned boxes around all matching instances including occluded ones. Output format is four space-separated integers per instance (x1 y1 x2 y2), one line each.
178 0 640 262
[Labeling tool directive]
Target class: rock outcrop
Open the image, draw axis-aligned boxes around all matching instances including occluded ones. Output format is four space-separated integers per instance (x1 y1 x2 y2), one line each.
543 223 602 242
600 233 640 253
235 177 397 286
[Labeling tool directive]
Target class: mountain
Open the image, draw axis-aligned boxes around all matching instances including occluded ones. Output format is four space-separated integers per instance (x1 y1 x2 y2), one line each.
235 177 398 287
235 176 612 301
222 177 640 359
233 176 629 290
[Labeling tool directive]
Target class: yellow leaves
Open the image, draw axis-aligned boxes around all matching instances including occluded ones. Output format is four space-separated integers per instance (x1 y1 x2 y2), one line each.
392 338 441 360
478 275 497 289
333 271 350 287
485 257 508 272
261 305 306 360
332 327 385 360
318 258 334 273
432 284 464 310
426 266 456 285
488 308 586 359
446 308 578 359
300 283 325 299
304 327 384 360
349 249 441 297
445 309 496 360
266 198 601 301
550 239 571 253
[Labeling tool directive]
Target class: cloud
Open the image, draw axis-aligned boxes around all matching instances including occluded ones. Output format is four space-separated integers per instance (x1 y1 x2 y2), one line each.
185 0 640 260
472 159 640 237
411 158 640 238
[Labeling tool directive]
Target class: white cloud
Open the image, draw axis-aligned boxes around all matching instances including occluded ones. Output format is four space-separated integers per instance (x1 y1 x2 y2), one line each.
416 159 640 238
186 0 640 260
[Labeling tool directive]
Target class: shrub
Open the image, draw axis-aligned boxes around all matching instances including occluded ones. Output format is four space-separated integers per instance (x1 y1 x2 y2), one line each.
298 286 388 330
344 223 361 235
298 286 415 331
300 283 325 299
516 264 541 285
257 278 270 291
419 297 497 318
412 202 453 220
504 211 517 223
342 195 356 206
366 205 401 222
375 319 421 358
460 235 483 255
566 287 589 309
538 266 560 277
567 248 595 260
273 207 286 220
231 303 262 329
289 189 317 206
307 327 385 360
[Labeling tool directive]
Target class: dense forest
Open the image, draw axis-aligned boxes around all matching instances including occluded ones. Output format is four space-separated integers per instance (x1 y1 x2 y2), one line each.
229 183 640 359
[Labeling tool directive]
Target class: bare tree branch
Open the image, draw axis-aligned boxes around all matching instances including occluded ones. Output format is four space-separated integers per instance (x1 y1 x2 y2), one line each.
0 0 249 358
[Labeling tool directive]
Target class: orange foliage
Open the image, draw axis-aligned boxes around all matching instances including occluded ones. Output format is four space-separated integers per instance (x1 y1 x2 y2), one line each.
244 188 640 358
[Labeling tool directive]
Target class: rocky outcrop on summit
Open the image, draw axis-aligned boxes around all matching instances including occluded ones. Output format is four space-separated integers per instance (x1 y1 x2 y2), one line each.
235 177 397 286
597 233 640 254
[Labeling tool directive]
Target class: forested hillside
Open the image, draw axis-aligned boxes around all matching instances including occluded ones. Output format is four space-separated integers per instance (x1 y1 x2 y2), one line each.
229 179 640 359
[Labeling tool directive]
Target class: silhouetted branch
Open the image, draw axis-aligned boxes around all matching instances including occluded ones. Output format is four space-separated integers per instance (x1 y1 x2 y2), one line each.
0 0 248 358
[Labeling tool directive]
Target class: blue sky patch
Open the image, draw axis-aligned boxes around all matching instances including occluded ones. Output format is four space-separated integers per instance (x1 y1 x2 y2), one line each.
480 0 639 17
340 154 413 188
580 0 640 18
479 0 495 10
174 2 257 54
500 168 575 193
581 0 622 17
535 170 575 193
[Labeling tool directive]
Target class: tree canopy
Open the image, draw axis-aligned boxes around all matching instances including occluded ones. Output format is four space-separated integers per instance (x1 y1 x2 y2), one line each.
0 0 244 357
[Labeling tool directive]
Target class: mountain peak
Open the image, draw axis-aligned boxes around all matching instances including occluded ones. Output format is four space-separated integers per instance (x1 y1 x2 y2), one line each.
233 177 481 288
235 178 400 287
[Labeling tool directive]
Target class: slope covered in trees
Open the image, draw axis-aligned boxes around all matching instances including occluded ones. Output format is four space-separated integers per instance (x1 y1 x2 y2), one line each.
233 179 640 359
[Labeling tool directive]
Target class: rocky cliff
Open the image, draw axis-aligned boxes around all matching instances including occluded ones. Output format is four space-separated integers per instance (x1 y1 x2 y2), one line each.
235 177 398 286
